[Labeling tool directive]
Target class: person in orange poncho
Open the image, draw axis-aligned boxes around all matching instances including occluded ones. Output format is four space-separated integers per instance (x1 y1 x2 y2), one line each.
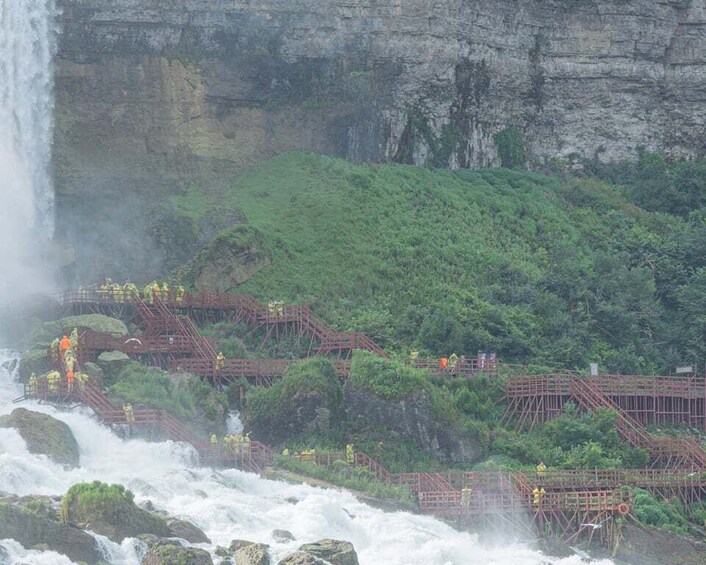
60 335 71 355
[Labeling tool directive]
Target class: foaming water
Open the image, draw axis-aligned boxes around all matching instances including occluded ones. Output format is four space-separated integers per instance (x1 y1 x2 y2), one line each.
0 352 615 564
0 539 75 564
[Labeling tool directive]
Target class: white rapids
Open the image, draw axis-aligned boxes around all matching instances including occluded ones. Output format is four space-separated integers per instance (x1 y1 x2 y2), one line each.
0 352 615 564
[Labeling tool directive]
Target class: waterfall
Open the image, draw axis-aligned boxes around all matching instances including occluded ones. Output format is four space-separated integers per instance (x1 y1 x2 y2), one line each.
0 1 57 300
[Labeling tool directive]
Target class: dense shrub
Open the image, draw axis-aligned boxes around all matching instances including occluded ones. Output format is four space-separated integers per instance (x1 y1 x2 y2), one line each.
108 362 226 430
244 358 344 444
631 488 691 535
347 351 427 399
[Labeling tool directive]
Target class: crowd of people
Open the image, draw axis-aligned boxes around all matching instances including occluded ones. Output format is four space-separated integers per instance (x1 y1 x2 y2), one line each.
28 329 89 397
212 433 253 456
78 278 187 304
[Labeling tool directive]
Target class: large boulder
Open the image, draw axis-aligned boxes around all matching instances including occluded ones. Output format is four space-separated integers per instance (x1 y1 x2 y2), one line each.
140 536 213 565
0 408 79 467
278 553 324 565
243 358 344 445
166 517 211 544
62 482 171 543
96 350 131 376
81 361 104 379
614 522 706 565
0 501 101 564
344 385 483 464
27 314 128 349
273 529 296 543
189 227 270 293
297 540 359 565
234 542 271 565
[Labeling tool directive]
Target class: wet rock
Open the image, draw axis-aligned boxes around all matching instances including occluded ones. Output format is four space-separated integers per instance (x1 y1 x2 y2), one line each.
0 408 79 467
273 529 296 543
166 517 211 544
96 350 131 375
0 501 101 564
277 552 325 565
344 385 482 464
81 361 104 380
234 542 271 565
140 536 213 565
297 539 359 565
27 314 128 351
614 522 706 565
284 497 299 505
228 539 258 552
62 481 171 543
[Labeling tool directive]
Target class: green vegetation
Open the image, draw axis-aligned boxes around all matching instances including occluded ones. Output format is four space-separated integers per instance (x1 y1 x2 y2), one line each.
177 151 706 373
274 455 415 510
60 481 133 526
348 351 427 399
492 404 649 470
108 362 227 432
631 488 692 535
60 481 170 542
493 127 526 168
244 358 344 444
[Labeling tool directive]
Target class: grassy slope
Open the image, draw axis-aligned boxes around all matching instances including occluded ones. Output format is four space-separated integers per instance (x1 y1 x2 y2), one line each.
183 151 688 372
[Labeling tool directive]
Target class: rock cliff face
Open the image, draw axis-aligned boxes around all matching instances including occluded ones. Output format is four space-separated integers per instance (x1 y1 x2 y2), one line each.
54 0 706 274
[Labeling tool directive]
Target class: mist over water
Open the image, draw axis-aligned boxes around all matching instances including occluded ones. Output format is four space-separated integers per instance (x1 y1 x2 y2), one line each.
0 1 57 301
0 352 615 565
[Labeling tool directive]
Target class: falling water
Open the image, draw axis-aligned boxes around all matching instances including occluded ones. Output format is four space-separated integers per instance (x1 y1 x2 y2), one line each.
0 1 57 300
0 351 616 565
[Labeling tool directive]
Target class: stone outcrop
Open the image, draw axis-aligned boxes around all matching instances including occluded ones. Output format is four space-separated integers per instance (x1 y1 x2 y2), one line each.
54 0 706 278
234 542 271 565
96 350 131 376
56 0 706 175
0 409 80 468
297 539 358 565
345 385 483 464
279 539 358 565
614 522 706 565
140 536 213 565
0 501 101 564
62 482 172 543
165 517 211 544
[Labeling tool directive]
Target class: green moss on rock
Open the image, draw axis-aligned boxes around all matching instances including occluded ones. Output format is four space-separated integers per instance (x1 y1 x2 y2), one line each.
0 408 79 468
61 481 171 543
0 501 100 563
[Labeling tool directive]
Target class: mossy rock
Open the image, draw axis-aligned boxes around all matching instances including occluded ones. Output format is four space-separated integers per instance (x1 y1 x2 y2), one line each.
166 517 211 544
97 350 131 377
141 539 213 565
0 408 79 467
0 501 101 563
27 314 128 349
81 361 104 379
61 481 171 543
297 540 358 565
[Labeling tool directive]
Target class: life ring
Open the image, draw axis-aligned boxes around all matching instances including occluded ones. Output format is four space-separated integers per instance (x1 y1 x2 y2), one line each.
617 503 630 516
